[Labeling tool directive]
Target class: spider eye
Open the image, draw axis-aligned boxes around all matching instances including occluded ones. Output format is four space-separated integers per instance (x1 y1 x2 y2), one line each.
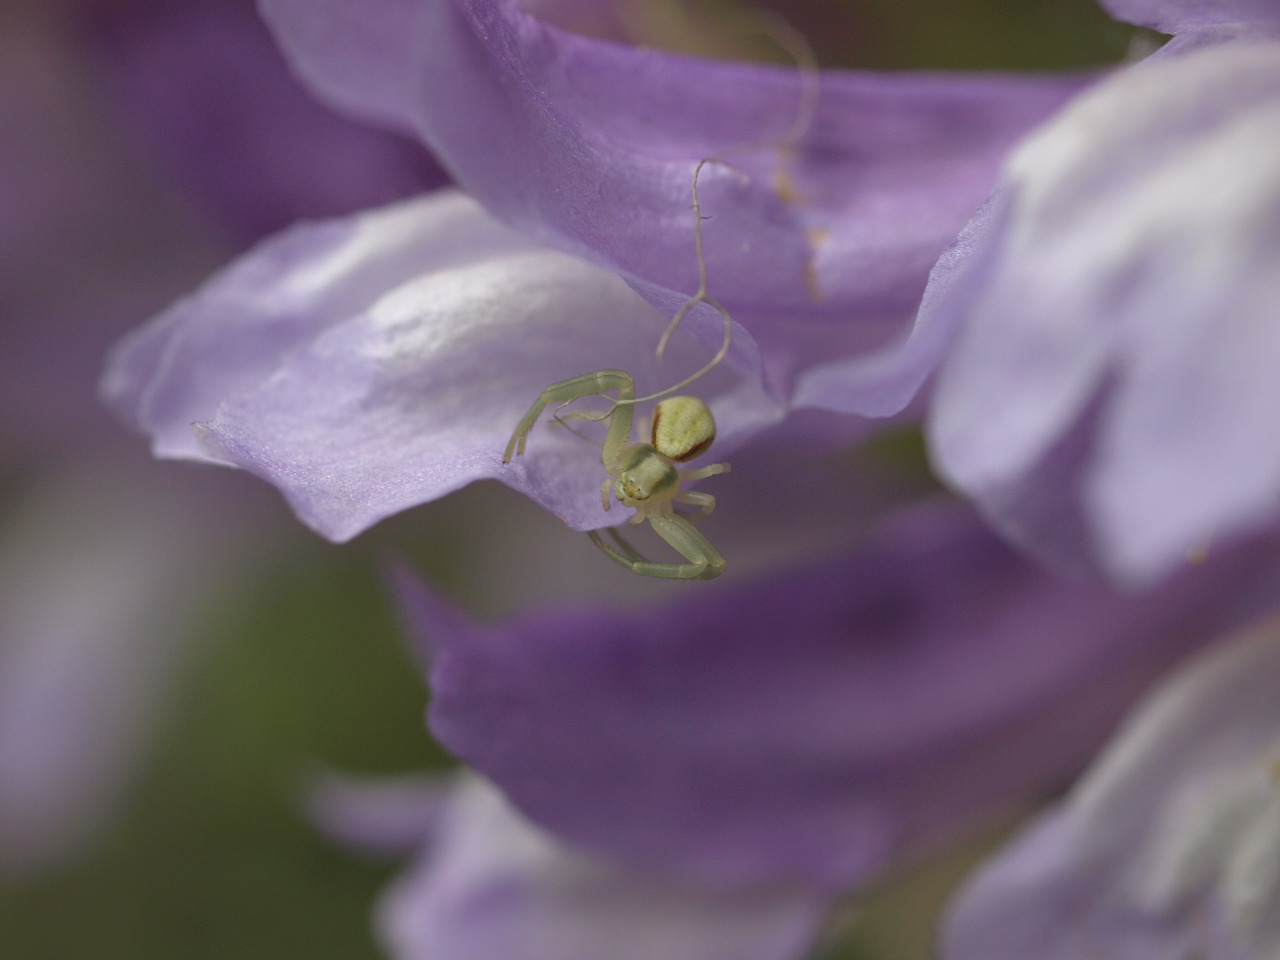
651 396 715 462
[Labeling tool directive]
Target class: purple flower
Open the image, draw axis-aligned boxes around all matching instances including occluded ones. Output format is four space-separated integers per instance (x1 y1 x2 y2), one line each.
94 0 1280 953
941 616 1280 960
892 7 1280 954
923 11 1280 585
104 0 1093 540
257 0 1087 392
310 773 828 960
1102 0 1280 50
398 500 1280 893
84 0 447 244
0 8 242 873
104 188 790 539
0 0 438 874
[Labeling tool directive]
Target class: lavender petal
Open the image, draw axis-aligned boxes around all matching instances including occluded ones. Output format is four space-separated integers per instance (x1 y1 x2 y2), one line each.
927 42 1280 583
407 501 1280 888
942 618 1280 960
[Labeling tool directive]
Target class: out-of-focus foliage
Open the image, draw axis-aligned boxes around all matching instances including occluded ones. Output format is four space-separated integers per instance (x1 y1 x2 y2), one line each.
0 547 440 960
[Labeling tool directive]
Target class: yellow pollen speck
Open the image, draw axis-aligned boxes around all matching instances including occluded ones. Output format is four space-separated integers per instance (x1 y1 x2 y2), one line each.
803 261 823 304
773 166 806 206
802 227 829 304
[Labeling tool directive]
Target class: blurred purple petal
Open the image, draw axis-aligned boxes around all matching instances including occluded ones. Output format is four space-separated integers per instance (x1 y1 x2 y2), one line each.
308 772 452 858
1101 0 1280 32
87 0 446 243
1105 0 1280 58
0 12 225 467
259 0 1091 414
0 7 299 875
926 42 1280 583
942 618 1280 960
104 190 782 540
0 466 255 876
376 774 827 960
403 501 1280 890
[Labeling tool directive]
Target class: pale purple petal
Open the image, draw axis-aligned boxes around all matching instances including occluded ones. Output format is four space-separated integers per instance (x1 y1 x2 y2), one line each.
403 501 1280 890
1107 1 1280 59
307 772 452 857
927 42 1280 584
377 775 827 960
943 618 1280 960
1101 0 1280 32
259 0 1091 414
104 190 538 460
104 190 781 540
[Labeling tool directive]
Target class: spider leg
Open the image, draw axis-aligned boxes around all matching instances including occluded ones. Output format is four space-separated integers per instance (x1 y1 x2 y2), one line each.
649 515 725 579
675 490 716 515
678 462 730 482
674 462 729 517
588 526 648 568
588 515 725 580
503 370 635 464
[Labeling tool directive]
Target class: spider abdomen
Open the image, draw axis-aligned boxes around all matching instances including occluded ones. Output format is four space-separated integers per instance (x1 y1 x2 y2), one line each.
651 396 716 462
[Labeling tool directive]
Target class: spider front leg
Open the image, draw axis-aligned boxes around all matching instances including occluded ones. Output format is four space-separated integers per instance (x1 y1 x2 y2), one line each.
676 490 716 516
588 514 726 580
503 369 636 465
674 463 731 515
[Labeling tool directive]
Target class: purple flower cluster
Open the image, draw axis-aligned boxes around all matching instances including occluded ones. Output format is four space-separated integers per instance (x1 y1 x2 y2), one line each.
0 0 440 876
61 0 1280 955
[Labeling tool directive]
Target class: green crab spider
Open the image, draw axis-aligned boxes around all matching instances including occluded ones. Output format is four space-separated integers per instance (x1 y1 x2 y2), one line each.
503 371 730 580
